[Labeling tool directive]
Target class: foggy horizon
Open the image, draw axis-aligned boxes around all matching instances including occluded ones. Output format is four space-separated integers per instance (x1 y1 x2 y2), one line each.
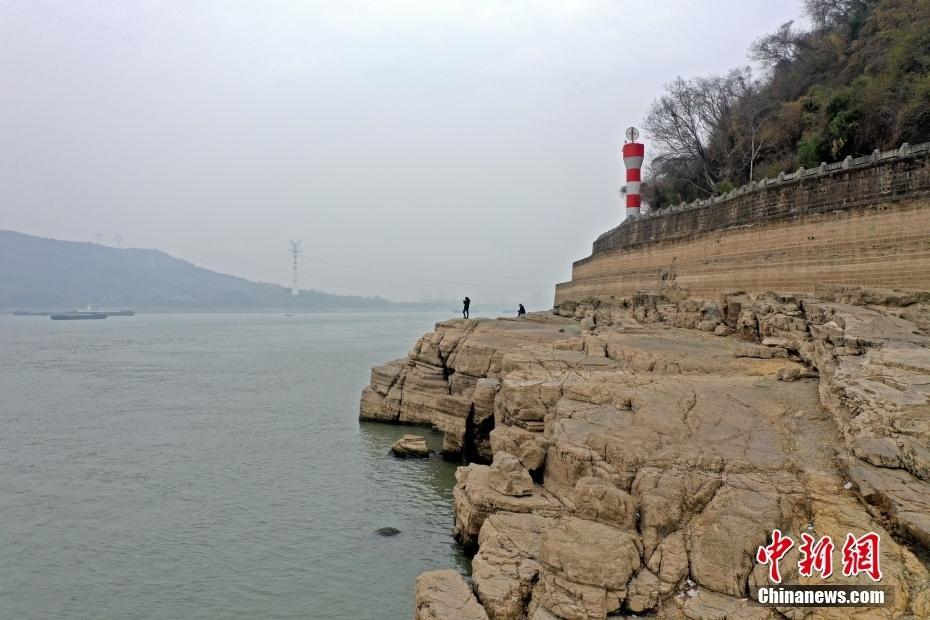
1 1 802 304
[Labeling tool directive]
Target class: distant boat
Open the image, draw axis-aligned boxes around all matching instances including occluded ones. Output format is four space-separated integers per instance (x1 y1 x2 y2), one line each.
13 306 136 316
43 304 135 319
50 312 108 321
48 305 135 320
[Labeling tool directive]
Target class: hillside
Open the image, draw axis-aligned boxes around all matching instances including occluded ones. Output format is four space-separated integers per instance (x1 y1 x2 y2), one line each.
645 0 930 208
0 230 399 311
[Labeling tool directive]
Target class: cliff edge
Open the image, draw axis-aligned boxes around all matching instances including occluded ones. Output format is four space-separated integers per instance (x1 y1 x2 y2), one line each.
359 287 930 618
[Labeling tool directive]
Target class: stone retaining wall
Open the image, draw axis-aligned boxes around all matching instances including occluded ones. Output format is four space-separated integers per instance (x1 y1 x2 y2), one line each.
556 143 930 304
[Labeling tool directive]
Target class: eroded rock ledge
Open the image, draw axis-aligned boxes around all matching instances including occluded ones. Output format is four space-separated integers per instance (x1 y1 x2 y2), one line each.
360 286 930 619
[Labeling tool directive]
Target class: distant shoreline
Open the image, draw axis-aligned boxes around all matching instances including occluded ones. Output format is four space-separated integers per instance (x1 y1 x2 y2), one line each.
4 307 459 315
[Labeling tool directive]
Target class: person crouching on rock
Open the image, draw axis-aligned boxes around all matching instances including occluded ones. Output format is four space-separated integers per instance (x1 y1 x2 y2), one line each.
463 296 471 319
517 303 526 317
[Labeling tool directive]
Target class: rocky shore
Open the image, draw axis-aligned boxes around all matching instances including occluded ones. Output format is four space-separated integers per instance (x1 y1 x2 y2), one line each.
360 286 930 619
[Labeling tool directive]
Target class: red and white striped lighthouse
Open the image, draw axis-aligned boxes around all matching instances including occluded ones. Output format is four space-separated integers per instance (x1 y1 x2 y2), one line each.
622 127 644 219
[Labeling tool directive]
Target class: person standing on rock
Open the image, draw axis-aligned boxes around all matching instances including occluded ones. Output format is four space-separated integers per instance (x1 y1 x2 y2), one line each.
517 303 526 317
462 296 471 319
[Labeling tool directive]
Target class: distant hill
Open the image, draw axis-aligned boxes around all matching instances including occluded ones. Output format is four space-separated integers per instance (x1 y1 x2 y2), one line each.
0 230 418 311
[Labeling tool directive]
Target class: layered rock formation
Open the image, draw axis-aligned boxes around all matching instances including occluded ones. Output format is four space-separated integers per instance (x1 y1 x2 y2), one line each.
360 287 930 619
360 316 590 458
391 434 431 458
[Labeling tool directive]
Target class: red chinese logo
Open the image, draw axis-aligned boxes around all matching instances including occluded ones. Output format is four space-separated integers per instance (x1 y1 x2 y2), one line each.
798 533 834 578
756 529 794 583
841 532 882 581
758 530 882 583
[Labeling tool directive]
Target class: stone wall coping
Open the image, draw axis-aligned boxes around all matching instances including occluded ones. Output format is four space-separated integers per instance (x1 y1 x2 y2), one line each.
594 141 930 246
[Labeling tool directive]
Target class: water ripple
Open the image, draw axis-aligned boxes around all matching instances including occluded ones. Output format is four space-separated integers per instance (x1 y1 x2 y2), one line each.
0 312 466 619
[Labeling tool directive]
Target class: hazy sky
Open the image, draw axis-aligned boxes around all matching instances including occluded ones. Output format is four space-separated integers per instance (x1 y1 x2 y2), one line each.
1 1 802 306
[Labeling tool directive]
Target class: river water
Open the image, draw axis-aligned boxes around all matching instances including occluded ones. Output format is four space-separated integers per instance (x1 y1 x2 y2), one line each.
0 312 468 619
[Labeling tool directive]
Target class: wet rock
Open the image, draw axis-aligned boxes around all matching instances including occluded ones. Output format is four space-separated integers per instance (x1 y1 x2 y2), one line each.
390 434 431 458
375 527 401 536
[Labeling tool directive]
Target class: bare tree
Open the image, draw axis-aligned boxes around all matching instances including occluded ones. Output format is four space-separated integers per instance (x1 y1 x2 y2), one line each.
644 68 753 195
730 91 778 182
749 21 803 68
645 78 714 191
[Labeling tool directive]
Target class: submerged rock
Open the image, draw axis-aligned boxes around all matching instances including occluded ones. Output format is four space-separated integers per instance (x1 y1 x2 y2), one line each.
390 434 431 458
375 527 401 537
